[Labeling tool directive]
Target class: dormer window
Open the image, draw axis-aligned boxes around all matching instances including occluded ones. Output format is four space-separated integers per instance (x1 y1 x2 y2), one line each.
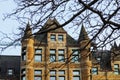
51 34 56 41
58 35 63 41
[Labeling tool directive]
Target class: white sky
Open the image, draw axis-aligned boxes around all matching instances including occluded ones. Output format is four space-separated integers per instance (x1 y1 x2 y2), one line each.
0 0 21 55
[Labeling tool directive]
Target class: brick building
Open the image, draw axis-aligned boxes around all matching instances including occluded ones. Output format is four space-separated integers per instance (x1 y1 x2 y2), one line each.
0 55 20 80
20 18 120 80
21 19 91 80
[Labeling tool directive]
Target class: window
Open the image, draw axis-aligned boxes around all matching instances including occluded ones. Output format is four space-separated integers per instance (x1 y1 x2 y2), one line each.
50 70 56 80
22 47 26 61
50 70 65 80
50 49 56 62
34 70 42 75
34 70 42 80
21 69 26 74
21 75 26 80
34 54 42 62
59 70 65 75
35 49 42 54
8 69 13 75
59 70 65 80
50 70 56 75
50 76 56 80
73 70 80 80
58 35 64 41
22 53 26 61
34 76 42 80
51 34 56 41
92 67 98 75
114 64 119 75
59 76 65 80
58 49 65 62
71 49 79 62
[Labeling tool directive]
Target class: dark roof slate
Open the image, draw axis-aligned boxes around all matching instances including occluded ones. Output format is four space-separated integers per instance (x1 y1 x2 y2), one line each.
78 25 89 42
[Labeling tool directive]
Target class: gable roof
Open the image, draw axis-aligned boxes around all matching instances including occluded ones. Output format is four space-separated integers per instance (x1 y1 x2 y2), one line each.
34 18 78 45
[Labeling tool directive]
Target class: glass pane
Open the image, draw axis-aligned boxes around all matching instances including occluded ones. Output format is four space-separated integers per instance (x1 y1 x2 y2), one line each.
50 76 56 80
22 69 26 74
50 70 56 75
58 35 63 41
50 49 56 54
34 70 42 75
22 53 26 61
58 49 64 54
59 70 65 75
34 76 42 80
22 76 26 80
72 50 79 54
73 76 80 80
114 71 119 75
50 55 56 62
35 49 42 53
73 70 80 75
58 55 65 62
114 64 119 68
92 68 98 75
35 54 42 62
51 34 56 41
8 69 13 75
72 55 79 62
59 76 65 80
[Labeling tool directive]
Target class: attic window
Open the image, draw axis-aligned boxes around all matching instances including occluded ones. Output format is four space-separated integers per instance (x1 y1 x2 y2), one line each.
50 34 56 41
114 64 119 75
58 35 63 41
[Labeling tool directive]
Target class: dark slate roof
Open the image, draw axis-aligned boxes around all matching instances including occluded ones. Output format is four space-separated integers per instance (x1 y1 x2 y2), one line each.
0 55 20 80
78 25 89 42
66 34 78 46
34 19 78 46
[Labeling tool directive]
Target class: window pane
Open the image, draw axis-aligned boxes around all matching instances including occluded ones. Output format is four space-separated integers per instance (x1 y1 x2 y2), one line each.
92 68 98 75
22 53 26 61
35 49 42 53
58 55 65 62
22 76 26 80
34 70 42 75
35 54 42 62
114 64 119 75
59 76 65 80
34 76 42 80
73 70 80 75
22 69 26 74
72 55 79 62
8 69 13 75
51 34 56 41
50 76 56 80
114 64 119 68
59 70 65 75
72 50 79 55
50 49 56 54
114 71 119 75
58 35 63 41
50 54 56 62
50 70 56 75
73 76 80 80
58 49 64 54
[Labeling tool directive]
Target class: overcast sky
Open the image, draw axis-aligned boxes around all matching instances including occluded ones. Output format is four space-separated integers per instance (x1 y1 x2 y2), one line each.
0 0 20 55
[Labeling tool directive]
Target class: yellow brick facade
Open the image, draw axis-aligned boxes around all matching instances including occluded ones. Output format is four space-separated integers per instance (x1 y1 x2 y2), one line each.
20 19 120 80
